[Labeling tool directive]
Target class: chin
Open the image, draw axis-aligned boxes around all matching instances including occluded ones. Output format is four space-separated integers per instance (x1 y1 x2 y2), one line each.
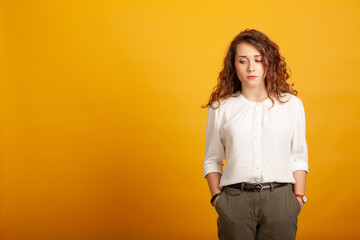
246 82 263 88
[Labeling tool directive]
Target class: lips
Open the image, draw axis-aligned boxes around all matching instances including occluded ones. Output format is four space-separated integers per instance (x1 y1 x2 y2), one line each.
247 75 257 79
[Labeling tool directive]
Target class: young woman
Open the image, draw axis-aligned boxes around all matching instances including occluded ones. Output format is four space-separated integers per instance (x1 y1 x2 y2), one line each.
202 29 308 240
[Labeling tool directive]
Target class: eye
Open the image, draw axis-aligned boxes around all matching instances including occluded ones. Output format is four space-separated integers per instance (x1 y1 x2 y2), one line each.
239 60 246 64
255 60 262 63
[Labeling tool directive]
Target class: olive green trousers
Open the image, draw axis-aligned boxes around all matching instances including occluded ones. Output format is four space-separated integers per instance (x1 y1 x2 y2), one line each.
214 183 301 240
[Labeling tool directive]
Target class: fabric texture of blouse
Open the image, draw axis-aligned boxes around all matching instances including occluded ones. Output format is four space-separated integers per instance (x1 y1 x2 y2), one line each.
203 90 309 188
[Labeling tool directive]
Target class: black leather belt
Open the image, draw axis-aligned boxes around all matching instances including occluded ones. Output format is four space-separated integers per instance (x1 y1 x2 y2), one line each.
225 182 289 192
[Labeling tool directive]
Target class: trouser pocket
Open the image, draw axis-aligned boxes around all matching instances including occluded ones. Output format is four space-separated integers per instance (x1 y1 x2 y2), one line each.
288 184 301 215
214 189 225 213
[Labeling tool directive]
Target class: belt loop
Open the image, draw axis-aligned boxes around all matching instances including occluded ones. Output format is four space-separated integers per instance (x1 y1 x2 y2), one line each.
270 182 274 192
240 183 244 193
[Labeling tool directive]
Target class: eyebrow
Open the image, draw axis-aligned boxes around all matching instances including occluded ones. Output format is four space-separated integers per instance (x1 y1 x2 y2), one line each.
238 55 262 58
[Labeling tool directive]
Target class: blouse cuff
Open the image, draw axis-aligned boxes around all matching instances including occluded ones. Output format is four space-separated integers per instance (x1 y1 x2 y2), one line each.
203 165 223 178
291 161 309 173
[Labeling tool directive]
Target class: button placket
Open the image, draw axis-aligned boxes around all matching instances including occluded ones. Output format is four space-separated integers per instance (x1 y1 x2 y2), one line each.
253 105 263 181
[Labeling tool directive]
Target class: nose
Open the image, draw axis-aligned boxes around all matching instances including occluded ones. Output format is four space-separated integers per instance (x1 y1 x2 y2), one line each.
248 60 255 72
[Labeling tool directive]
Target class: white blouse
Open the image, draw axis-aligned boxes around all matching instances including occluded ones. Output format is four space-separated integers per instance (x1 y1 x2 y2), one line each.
203 90 309 188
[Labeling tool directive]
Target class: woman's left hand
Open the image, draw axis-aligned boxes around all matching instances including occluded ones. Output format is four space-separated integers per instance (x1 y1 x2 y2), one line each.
296 197 304 209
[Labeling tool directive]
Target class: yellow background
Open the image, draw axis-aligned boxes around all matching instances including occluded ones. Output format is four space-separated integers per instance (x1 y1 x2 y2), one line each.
0 0 359 239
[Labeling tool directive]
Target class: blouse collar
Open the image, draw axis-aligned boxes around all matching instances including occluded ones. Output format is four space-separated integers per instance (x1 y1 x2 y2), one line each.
232 90 272 107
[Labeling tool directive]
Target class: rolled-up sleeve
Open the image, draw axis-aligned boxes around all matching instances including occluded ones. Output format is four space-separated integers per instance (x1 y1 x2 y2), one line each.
203 106 225 178
290 98 309 173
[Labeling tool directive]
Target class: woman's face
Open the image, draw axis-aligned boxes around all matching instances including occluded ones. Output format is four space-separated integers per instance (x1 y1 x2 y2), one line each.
234 42 267 90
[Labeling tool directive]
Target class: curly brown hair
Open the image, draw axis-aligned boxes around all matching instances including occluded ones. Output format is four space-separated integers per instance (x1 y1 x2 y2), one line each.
201 28 297 109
